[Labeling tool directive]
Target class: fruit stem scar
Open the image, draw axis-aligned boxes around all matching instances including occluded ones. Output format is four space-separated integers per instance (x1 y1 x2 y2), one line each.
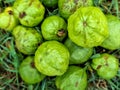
83 21 87 27
19 12 26 18
8 10 13 15
57 29 65 37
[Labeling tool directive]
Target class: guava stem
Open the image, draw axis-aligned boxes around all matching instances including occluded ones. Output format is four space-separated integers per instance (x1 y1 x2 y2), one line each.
8 10 13 15
19 12 26 18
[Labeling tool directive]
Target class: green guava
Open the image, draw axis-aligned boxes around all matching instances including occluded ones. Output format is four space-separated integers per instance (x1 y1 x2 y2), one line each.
42 0 58 8
68 6 109 48
19 56 45 84
0 7 19 32
41 15 67 41
12 25 43 55
34 41 70 76
13 0 45 27
55 66 87 90
91 53 119 79
64 38 93 64
100 15 120 50
58 0 93 19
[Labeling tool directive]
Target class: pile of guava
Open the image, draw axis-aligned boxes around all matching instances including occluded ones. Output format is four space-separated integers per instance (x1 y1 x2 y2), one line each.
0 0 119 89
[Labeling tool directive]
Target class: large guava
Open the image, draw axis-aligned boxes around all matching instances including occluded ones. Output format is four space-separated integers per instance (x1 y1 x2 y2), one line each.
55 66 87 90
12 25 43 55
100 15 120 50
64 38 93 64
41 15 67 41
0 7 19 32
19 56 45 84
34 41 70 76
91 53 119 79
13 0 45 27
58 0 93 19
68 6 109 48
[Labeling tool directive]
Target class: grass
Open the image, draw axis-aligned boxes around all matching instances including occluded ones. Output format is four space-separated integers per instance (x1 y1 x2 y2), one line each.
0 0 120 90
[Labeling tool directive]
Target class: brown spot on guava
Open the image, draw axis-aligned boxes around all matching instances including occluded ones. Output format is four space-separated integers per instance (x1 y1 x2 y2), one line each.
83 21 87 27
75 81 79 87
97 65 102 69
19 12 26 18
31 61 35 68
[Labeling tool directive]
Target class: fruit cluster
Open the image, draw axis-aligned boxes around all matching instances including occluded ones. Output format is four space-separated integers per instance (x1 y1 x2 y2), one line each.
0 0 120 90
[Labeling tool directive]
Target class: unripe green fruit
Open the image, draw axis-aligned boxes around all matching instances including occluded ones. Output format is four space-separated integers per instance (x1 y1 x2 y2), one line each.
12 25 43 55
68 6 109 48
13 0 45 27
0 7 19 32
19 56 45 84
56 66 87 90
91 53 119 80
34 41 70 76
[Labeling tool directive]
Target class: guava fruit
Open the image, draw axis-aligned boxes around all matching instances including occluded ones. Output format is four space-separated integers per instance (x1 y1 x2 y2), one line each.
13 0 45 27
0 7 19 32
58 0 93 19
19 56 45 84
55 66 87 90
68 6 109 48
41 15 67 41
91 53 119 80
34 41 70 76
100 15 120 50
12 25 43 55
64 38 93 64
42 0 58 8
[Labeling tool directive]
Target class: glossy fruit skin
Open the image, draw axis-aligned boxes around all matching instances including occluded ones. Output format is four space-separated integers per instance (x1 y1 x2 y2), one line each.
19 56 45 84
91 53 119 80
0 7 19 32
34 41 70 76
100 15 120 50
12 25 43 55
55 66 87 90
41 15 67 41
68 6 109 48
58 0 93 19
42 0 58 8
13 0 45 27
64 38 93 64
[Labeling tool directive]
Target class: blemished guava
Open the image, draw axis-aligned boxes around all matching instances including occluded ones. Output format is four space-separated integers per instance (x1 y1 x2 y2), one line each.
41 15 67 41
34 41 70 76
55 66 87 90
13 0 45 27
68 6 109 48
100 15 120 50
12 25 43 55
64 38 93 64
0 7 19 32
58 0 93 19
42 0 58 8
91 53 119 80
19 56 45 84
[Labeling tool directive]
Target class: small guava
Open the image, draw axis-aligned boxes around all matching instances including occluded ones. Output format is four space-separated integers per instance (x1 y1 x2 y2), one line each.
0 7 19 32
41 15 67 41
13 0 45 27
42 0 58 8
12 25 43 55
55 66 87 90
19 56 45 84
64 38 93 64
91 53 119 80
34 41 70 76
58 0 93 19
100 15 120 50
68 6 109 48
